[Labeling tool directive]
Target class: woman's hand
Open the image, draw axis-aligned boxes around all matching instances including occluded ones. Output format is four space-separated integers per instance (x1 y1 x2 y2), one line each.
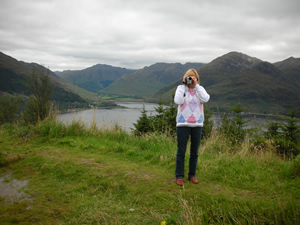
192 76 197 84
182 74 188 85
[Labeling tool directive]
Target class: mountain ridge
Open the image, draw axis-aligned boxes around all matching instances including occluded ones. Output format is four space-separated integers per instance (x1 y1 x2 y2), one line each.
1 51 299 116
0 52 90 104
101 62 205 97
150 52 300 115
57 64 136 92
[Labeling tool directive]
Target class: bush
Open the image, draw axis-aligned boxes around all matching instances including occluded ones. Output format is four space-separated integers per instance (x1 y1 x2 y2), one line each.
283 110 300 144
133 99 177 136
133 105 154 136
151 99 177 136
290 154 300 177
22 68 53 124
0 95 21 124
202 105 213 139
264 110 300 157
274 138 299 157
217 103 248 144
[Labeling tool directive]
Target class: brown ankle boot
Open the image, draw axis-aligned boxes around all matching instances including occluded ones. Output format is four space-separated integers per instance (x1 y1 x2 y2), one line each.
176 178 183 186
188 177 198 184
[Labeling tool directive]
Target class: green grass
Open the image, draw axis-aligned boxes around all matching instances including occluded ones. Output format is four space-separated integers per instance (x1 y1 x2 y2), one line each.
0 120 299 224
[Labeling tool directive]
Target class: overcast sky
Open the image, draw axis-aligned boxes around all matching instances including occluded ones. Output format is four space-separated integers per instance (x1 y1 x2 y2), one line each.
0 0 299 71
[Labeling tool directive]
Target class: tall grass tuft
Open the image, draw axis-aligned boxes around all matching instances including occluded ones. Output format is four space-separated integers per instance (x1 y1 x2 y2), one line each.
22 114 128 140
291 154 300 177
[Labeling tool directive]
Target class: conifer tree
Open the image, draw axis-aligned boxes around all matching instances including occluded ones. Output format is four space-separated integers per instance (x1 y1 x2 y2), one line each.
218 102 248 143
283 110 300 144
133 105 153 135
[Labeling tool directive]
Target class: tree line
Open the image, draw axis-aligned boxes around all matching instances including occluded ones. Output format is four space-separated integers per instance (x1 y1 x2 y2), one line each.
133 101 300 158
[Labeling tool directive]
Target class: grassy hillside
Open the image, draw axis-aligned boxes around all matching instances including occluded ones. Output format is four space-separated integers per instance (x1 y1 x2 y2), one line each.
207 62 300 114
58 65 136 92
0 52 97 104
52 76 100 103
151 52 300 116
199 52 262 87
0 120 299 224
274 57 300 84
150 52 264 103
102 63 205 97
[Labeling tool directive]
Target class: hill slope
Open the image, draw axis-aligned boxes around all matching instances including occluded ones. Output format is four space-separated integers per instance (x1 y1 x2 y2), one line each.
208 61 300 113
152 52 300 115
2 51 299 115
102 62 205 97
0 52 94 104
274 57 300 84
198 51 262 87
149 52 262 101
57 65 136 92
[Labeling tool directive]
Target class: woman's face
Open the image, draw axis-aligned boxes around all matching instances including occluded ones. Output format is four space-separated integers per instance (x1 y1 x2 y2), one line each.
183 69 199 88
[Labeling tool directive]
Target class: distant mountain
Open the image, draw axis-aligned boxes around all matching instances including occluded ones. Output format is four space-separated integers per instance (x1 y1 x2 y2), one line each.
2 51 299 116
150 52 263 101
151 52 300 116
101 62 205 97
273 57 300 84
0 52 87 104
208 61 299 114
199 52 262 86
57 65 136 92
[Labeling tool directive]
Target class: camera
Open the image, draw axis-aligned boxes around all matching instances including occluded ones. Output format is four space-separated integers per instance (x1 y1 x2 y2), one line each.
183 76 193 85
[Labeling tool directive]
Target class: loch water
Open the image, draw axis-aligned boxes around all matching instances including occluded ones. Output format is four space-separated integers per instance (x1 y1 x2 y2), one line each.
57 102 159 131
57 102 288 132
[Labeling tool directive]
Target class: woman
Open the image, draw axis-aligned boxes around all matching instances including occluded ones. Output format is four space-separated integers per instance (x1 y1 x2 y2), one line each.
174 68 210 186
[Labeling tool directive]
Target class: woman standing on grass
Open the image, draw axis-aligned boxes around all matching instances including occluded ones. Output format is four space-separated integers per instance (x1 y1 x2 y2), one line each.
174 68 210 186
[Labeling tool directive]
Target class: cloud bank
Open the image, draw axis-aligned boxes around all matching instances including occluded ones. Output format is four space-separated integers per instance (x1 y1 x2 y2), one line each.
0 0 299 71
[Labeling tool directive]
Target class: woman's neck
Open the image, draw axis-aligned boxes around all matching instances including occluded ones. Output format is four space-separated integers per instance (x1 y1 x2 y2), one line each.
188 84 196 89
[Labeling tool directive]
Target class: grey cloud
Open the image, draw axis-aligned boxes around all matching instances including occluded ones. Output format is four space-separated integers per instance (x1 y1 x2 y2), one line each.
0 0 299 71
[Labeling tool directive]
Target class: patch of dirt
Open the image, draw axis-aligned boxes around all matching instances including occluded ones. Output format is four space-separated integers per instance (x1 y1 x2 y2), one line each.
0 172 32 204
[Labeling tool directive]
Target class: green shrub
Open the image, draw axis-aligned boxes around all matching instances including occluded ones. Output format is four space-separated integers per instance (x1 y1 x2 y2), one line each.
22 68 53 124
264 110 300 157
133 100 177 136
217 103 249 144
202 104 213 139
290 154 300 177
0 95 21 124
133 105 153 135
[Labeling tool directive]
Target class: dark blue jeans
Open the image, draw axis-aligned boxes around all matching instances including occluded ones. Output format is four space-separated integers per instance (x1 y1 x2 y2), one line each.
175 127 202 179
